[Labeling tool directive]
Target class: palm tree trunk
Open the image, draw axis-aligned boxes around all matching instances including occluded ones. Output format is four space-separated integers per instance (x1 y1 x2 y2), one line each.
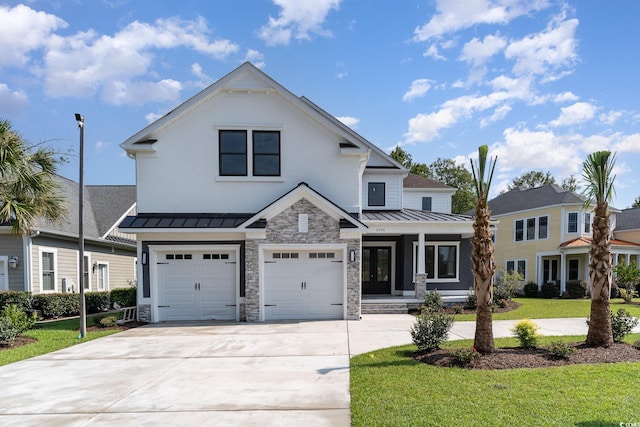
472 206 495 353
586 204 613 347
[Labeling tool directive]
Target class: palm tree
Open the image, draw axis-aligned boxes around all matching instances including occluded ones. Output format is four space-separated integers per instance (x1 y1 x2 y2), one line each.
582 151 616 347
470 145 497 354
0 119 64 235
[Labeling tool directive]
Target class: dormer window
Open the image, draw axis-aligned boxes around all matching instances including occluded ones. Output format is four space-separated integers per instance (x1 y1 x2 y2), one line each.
368 182 385 207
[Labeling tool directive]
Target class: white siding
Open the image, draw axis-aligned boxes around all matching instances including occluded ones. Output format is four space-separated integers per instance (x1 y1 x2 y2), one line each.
403 191 452 213
362 174 403 210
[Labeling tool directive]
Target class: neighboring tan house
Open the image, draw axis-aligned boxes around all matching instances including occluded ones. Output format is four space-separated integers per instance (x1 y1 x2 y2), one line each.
490 185 640 294
0 175 137 294
119 62 474 323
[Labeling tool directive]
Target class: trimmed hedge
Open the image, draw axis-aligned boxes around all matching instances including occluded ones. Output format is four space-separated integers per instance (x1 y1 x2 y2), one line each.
110 287 136 308
32 293 79 318
85 292 110 314
541 282 560 298
523 282 539 298
0 291 32 312
566 280 588 299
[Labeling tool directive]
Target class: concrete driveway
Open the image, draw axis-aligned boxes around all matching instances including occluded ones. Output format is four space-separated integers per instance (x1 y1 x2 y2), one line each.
0 314 606 426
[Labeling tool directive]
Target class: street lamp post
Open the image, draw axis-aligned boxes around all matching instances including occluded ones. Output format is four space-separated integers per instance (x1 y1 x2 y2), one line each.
75 113 87 339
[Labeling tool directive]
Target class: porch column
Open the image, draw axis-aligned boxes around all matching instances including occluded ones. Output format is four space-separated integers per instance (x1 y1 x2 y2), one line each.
560 253 567 295
416 233 427 300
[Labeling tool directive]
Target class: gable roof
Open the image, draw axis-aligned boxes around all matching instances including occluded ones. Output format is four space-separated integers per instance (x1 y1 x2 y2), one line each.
616 207 640 231
33 175 136 245
120 62 404 171
403 173 453 190
488 185 585 216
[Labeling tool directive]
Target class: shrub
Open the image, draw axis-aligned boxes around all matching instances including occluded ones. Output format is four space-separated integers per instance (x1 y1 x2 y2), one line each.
496 299 508 308
1 304 36 334
98 316 118 328
618 287 639 304
493 269 522 302
110 286 136 308
0 317 20 344
511 318 541 348
547 340 576 359
541 282 560 298
451 347 478 367
523 282 538 298
566 280 588 299
410 311 455 352
32 294 79 318
465 288 477 310
423 289 444 313
0 291 32 312
611 308 639 342
452 305 463 314
85 292 110 313
633 340 640 350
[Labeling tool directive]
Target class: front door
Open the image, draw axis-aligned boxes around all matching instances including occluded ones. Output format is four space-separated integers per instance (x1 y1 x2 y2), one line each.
362 247 391 294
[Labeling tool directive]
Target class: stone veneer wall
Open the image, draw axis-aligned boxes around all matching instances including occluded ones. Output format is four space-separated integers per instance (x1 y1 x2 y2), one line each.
245 198 361 321
138 304 151 322
415 273 427 301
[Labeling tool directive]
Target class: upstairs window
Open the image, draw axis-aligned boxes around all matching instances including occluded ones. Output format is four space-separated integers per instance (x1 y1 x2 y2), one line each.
253 131 280 176
41 251 55 292
515 220 524 241
368 182 385 207
584 212 591 234
422 196 432 211
538 216 548 239
526 218 536 240
568 212 578 233
219 130 247 176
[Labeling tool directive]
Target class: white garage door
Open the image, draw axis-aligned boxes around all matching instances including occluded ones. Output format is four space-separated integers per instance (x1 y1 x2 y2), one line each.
157 251 236 321
264 249 344 320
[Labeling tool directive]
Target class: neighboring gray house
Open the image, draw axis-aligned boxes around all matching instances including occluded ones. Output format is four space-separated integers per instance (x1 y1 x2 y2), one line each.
0 175 137 294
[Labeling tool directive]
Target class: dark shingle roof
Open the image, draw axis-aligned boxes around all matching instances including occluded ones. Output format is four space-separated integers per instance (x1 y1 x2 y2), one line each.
119 213 254 229
87 185 136 236
403 173 453 190
487 185 585 216
616 207 640 231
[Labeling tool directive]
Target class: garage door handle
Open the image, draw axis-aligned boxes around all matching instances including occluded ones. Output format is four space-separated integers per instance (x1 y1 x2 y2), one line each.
265 304 276 307
331 304 343 306
158 305 170 308
225 304 236 307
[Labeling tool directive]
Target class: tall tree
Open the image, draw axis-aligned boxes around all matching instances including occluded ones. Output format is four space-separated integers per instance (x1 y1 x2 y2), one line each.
560 174 580 193
582 151 616 347
631 196 640 208
470 145 497 354
428 158 476 214
507 170 556 190
389 145 413 169
0 119 64 234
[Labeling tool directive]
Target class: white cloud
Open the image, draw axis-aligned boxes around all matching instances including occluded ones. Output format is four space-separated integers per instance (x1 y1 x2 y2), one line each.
0 83 29 115
44 16 239 103
244 49 265 68
402 79 434 102
599 110 623 125
460 34 506 66
336 116 359 128
423 43 446 60
553 91 579 103
0 4 67 68
95 140 110 152
504 14 578 78
413 0 550 42
258 0 341 46
191 63 212 88
549 102 596 127
613 133 640 153
145 112 163 123
480 104 511 127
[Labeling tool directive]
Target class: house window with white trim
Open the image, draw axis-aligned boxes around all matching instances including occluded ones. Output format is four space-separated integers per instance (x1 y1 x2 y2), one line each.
584 212 591 234
414 242 460 282
41 251 56 292
96 263 109 291
422 197 432 211
515 220 524 241
506 259 526 279
526 218 536 240
568 259 579 281
538 216 548 239
368 182 385 207
568 212 578 233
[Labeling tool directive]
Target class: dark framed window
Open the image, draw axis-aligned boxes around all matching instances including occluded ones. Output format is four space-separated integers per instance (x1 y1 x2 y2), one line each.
422 197 432 211
219 130 247 176
568 212 578 233
584 213 591 233
568 259 579 280
437 245 457 279
538 216 548 239
425 246 435 278
526 218 536 240
515 219 524 241
368 182 385 207
253 131 280 176
506 259 526 279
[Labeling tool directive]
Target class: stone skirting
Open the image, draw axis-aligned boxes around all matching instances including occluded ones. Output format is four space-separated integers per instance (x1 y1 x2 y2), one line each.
138 304 151 322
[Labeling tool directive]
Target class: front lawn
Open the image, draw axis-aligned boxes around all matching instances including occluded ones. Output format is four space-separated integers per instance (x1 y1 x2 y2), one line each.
351 334 640 427
0 314 123 367
453 297 640 321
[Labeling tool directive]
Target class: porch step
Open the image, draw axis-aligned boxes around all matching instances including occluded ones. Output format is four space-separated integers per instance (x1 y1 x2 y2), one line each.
361 299 422 314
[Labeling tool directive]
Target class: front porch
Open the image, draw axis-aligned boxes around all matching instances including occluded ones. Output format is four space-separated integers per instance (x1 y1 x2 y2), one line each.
361 289 471 314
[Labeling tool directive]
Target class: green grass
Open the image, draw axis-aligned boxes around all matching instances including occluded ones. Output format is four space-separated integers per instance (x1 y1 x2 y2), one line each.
0 313 123 367
351 334 640 427
453 298 640 321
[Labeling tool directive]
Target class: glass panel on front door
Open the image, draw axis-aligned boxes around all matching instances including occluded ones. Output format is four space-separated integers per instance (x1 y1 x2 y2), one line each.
362 247 392 294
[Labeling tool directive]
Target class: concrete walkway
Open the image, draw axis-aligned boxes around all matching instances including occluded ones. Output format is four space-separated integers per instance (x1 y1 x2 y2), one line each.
0 315 636 426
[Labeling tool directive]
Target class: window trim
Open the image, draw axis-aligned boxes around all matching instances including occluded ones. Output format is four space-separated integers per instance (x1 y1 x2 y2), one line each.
538 215 549 240
252 130 281 177
218 129 248 177
515 219 524 242
82 254 91 291
515 215 549 242
568 258 579 281
505 258 527 280
583 212 591 234
421 196 432 211
412 241 460 283
39 247 57 293
368 182 386 207
96 262 109 291
567 212 578 233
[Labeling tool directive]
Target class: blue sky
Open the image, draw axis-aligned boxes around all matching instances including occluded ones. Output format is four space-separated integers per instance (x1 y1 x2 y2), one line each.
2 0 640 208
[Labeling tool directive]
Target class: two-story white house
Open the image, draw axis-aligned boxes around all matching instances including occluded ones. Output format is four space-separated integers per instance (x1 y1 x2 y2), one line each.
119 62 474 322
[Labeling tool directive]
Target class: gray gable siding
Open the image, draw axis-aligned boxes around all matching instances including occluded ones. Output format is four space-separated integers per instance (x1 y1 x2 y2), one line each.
0 235 25 291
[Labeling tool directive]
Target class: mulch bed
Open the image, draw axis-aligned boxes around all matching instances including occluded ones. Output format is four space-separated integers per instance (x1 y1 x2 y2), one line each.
414 342 640 369
409 300 521 316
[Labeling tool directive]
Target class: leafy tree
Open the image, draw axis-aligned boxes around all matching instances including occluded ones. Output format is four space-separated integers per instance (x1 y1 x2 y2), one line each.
631 196 640 208
389 145 413 169
0 119 64 234
470 145 497 354
582 151 616 347
507 170 556 190
560 174 580 193
613 262 640 303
